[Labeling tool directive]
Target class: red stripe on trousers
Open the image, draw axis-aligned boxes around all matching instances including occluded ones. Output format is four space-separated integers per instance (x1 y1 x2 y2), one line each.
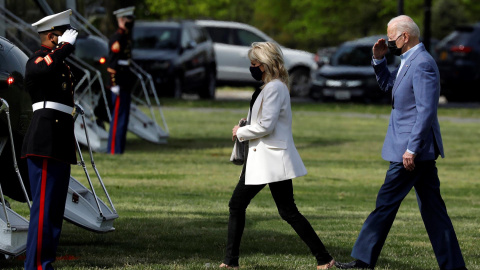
110 96 121 154
37 159 48 270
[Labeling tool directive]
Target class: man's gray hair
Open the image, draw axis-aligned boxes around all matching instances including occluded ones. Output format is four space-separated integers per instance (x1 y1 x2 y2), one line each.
388 15 421 38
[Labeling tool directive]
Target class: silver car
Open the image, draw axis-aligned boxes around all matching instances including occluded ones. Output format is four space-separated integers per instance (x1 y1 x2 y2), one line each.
196 20 317 97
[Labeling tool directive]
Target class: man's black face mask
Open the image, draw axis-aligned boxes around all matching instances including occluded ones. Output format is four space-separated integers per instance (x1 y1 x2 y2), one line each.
125 20 135 30
388 33 405 56
50 33 62 47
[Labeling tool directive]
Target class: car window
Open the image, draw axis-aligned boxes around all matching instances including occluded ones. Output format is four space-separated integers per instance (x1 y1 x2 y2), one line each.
189 26 207 44
205 27 230 44
75 38 108 60
181 27 192 48
133 26 179 50
474 29 480 46
200 27 211 42
0 54 6 71
331 45 396 66
233 29 266 46
438 30 473 48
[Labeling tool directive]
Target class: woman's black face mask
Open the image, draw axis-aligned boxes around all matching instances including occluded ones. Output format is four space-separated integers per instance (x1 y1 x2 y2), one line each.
249 65 264 81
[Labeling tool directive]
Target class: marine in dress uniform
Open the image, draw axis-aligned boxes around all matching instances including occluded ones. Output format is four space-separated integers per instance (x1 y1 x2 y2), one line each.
21 9 78 270
107 6 136 155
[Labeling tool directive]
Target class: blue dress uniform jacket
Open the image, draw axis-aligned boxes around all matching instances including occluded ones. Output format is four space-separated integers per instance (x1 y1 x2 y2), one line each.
107 28 134 154
21 43 77 164
22 41 78 270
107 28 133 91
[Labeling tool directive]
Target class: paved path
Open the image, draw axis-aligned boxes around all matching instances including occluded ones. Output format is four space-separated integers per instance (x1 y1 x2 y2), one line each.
215 89 480 106
215 89 312 103
176 90 480 124
212 90 480 123
215 89 253 100
166 106 480 124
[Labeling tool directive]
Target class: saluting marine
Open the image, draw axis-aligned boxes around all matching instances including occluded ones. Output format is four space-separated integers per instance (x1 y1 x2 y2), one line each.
21 10 78 270
107 6 135 155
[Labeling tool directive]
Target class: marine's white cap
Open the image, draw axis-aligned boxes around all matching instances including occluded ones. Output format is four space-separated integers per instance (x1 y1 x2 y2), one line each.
113 6 135 18
32 9 75 33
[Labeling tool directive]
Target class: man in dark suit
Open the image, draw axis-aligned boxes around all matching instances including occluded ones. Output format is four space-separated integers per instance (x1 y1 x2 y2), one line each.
106 6 135 155
336 15 467 270
21 9 78 270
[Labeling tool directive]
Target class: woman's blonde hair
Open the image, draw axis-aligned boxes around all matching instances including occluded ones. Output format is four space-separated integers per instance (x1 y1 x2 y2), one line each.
248 42 289 90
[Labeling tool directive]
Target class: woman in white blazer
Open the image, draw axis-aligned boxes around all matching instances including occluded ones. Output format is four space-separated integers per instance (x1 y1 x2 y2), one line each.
219 42 335 269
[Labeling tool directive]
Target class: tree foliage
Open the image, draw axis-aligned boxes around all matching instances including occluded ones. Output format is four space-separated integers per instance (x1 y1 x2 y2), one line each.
140 0 254 23
132 0 479 52
432 0 468 39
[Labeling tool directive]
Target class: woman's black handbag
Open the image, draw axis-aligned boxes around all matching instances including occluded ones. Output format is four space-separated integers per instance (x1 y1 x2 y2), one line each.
230 118 247 165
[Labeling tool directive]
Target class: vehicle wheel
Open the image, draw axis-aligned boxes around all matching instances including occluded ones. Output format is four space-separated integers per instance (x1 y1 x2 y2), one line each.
309 88 323 101
444 92 461 102
173 76 182 99
199 70 216 99
290 68 311 97
442 85 461 102
442 82 474 102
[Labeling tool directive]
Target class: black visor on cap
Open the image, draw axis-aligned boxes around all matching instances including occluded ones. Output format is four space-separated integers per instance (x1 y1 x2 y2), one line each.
58 24 76 31
38 24 76 33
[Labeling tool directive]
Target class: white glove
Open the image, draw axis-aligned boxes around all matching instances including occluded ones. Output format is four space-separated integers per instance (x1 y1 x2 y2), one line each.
111 85 120 95
58 29 78 45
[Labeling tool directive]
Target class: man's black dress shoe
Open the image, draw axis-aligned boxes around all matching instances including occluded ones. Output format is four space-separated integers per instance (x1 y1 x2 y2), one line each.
335 260 374 269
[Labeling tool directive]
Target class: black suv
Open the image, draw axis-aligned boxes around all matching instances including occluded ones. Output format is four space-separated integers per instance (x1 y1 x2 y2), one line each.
310 36 399 102
435 23 480 101
132 21 217 98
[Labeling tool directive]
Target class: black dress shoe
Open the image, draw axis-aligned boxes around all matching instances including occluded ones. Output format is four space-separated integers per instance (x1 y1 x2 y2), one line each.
335 260 373 269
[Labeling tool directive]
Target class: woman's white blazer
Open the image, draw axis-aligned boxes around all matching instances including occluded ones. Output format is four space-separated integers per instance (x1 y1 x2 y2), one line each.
236 79 307 185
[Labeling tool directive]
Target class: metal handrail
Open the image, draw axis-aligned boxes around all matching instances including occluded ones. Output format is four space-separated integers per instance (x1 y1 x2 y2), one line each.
71 9 108 42
0 98 32 228
130 62 170 134
73 104 117 216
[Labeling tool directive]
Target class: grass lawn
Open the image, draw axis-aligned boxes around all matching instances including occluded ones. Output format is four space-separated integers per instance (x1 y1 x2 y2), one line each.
3 99 479 269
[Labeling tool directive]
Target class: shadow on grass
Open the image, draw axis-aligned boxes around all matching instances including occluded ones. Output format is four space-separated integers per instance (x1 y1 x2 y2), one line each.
0 212 431 270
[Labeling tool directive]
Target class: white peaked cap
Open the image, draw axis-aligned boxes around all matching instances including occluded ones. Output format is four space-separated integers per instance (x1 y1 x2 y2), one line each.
32 9 74 33
113 6 135 18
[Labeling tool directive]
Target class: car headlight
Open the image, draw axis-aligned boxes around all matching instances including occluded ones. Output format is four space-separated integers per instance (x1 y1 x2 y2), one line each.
345 80 362 87
324 80 362 88
325 79 342 87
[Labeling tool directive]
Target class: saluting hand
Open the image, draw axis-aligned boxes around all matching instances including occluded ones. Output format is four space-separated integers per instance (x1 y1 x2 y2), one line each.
58 29 78 45
373 38 388 60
